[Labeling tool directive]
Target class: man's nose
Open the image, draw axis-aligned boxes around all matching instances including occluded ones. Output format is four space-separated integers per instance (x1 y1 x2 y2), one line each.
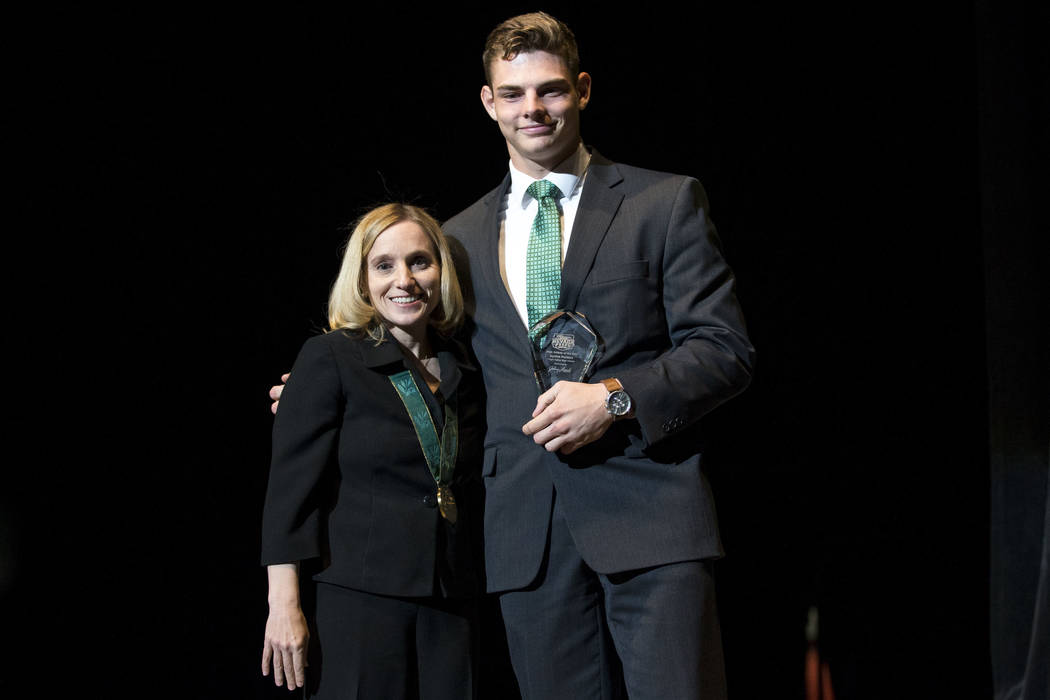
523 92 546 119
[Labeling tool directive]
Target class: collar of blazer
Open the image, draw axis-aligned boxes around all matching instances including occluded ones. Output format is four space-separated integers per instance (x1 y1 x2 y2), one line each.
352 331 475 397
559 149 625 313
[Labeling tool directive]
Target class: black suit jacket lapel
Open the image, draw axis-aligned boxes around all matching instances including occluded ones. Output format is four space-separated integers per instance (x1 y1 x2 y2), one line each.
560 153 625 311
474 174 529 340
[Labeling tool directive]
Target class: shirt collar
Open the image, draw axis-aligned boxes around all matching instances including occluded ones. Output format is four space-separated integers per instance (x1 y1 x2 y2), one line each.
509 142 591 210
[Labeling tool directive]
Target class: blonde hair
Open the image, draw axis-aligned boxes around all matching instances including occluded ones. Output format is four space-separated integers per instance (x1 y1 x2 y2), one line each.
483 11 580 85
328 203 464 342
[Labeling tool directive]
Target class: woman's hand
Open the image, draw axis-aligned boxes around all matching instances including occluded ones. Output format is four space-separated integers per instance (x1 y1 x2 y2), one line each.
261 563 309 689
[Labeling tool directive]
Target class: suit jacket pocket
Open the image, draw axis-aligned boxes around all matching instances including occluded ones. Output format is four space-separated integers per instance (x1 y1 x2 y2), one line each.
587 259 649 286
482 448 498 478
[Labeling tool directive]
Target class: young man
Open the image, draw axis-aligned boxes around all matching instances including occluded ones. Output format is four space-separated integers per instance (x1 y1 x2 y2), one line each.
272 11 752 699
442 12 753 699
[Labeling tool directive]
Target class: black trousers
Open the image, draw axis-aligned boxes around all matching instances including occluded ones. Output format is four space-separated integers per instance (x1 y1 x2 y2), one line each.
307 582 475 700
498 494 727 700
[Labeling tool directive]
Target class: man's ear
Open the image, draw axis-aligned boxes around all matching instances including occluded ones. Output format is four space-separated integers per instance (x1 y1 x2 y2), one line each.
576 72 592 110
480 85 498 120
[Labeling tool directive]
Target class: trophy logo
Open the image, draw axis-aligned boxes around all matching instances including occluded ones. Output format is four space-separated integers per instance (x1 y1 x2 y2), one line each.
529 310 604 393
551 333 575 351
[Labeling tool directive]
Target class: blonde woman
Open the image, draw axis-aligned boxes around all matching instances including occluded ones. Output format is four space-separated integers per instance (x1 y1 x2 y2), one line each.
260 203 482 699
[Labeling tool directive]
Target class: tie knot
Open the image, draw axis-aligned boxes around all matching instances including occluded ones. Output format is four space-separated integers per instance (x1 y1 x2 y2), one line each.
527 179 561 202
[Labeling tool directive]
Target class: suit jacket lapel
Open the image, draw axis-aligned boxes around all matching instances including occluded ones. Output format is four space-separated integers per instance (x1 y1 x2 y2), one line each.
474 174 529 339
560 152 624 311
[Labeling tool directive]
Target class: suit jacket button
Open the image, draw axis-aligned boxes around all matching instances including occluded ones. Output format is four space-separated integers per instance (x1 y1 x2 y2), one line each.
422 493 437 508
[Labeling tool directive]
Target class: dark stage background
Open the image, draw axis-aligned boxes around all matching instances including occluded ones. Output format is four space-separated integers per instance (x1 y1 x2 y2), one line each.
5 3 1046 699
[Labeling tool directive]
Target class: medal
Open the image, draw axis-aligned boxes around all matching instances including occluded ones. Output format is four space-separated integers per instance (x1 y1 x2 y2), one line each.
436 485 458 524
390 368 461 525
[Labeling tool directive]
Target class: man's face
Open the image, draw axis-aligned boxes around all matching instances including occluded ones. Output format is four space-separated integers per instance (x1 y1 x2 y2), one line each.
481 51 591 178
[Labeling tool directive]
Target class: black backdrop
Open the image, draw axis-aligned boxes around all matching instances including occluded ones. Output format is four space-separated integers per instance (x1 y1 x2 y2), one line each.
5 3 1046 698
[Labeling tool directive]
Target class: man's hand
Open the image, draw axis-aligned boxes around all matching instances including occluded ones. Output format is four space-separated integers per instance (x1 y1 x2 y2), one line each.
522 381 613 454
269 373 290 415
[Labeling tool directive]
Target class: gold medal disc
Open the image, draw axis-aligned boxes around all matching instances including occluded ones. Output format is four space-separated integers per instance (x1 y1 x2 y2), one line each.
436 485 458 524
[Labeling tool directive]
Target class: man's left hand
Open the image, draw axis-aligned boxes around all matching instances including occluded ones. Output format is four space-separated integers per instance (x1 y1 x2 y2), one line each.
522 381 612 454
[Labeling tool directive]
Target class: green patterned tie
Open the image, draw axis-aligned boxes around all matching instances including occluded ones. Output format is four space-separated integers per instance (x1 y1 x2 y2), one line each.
525 179 563 336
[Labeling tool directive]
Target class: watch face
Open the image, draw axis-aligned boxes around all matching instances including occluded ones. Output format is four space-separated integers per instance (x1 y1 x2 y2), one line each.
606 390 630 416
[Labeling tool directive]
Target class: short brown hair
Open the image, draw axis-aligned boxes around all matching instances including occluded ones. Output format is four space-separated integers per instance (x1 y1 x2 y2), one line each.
328 203 464 342
482 11 580 85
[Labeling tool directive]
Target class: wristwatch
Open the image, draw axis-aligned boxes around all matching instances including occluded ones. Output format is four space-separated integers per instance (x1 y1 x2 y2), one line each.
601 378 632 419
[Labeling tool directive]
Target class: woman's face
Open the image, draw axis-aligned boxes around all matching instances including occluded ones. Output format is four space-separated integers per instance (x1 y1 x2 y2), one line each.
365 220 442 342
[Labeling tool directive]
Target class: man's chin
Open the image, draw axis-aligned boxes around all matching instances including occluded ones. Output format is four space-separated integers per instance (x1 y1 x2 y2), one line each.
516 141 574 167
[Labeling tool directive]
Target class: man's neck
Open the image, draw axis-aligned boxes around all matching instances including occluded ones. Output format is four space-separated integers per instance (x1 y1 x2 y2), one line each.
508 140 583 179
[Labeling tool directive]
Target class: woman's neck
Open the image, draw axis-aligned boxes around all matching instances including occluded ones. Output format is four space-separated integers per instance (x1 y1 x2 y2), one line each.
387 325 431 360
388 324 441 393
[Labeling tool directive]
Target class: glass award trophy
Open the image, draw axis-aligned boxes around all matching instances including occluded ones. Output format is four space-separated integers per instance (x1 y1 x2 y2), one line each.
529 310 604 393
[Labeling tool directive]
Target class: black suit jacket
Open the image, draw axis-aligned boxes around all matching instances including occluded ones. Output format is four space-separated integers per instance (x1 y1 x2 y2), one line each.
260 330 484 598
443 150 754 593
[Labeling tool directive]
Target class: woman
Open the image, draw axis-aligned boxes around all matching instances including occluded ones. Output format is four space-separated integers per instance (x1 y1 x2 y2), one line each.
260 203 483 699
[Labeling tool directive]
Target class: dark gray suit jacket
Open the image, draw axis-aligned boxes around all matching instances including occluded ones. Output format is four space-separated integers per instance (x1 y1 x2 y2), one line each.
443 150 754 593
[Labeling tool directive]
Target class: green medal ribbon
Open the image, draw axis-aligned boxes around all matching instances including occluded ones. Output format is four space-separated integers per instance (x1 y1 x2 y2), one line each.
389 370 458 489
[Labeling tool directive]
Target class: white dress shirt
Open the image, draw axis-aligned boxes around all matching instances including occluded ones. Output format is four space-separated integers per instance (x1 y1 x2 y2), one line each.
499 143 592 328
